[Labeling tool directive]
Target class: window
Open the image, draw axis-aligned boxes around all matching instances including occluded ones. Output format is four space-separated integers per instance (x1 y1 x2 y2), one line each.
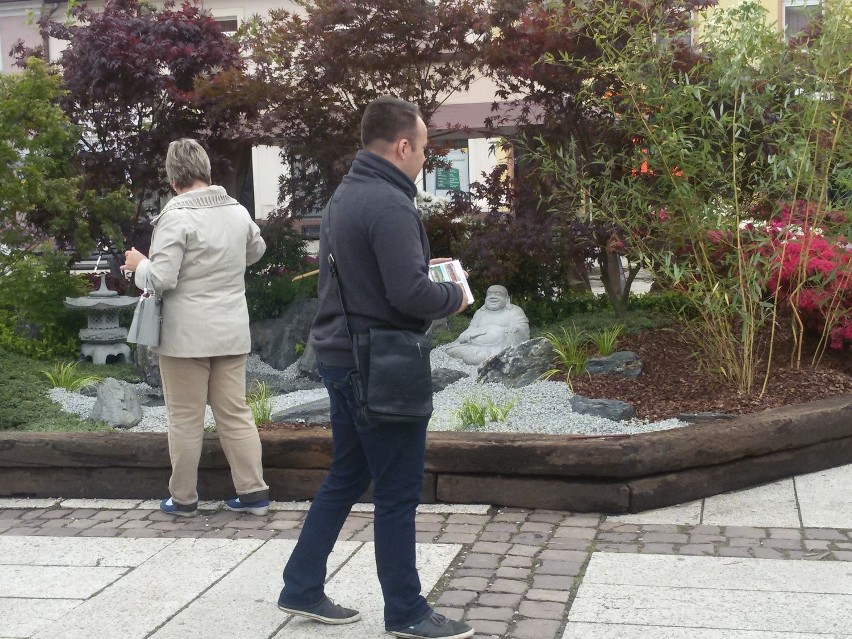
784 0 822 40
214 17 239 36
210 9 243 37
424 144 470 198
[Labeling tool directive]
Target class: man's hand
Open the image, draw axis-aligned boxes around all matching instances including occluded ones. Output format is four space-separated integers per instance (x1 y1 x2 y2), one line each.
120 247 147 273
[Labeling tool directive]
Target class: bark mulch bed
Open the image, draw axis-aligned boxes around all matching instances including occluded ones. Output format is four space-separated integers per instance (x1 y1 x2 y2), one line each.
571 325 852 421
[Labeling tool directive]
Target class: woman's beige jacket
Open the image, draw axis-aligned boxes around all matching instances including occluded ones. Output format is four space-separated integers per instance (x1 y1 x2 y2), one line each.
134 185 265 358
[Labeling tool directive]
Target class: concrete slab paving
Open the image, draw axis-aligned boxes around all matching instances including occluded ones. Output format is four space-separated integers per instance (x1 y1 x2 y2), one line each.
31 538 264 639
272 541 461 638
0 565 128 599
563 623 836 638
0 537 175 566
568 583 852 635
607 500 702 525
0 599 84 639
579 553 852 593
567 554 852 637
796 464 852 529
702 479 801 528
150 540 359 639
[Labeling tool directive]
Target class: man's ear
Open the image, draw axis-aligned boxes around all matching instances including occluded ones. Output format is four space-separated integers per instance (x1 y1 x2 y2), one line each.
396 137 410 160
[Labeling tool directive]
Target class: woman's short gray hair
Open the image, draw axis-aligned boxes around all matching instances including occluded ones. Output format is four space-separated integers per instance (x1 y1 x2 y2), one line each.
166 139 211 189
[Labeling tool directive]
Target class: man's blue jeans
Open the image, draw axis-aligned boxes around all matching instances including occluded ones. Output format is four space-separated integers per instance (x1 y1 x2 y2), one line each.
279 363 432 630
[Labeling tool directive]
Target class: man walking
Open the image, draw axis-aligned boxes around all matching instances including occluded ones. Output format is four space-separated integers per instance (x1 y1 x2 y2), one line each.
277 96 473 639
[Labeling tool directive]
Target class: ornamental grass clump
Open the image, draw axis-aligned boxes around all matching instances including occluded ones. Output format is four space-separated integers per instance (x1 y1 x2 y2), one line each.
41 361 102 391
455 396 517 430
246 380 275 426
542 325 590 383
589 324 624 356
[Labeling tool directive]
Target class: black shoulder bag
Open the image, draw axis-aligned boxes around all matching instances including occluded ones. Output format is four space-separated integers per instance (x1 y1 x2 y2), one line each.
327 205 434 425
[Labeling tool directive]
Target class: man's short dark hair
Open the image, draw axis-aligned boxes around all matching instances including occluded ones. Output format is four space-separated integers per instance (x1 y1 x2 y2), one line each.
361 96 422 148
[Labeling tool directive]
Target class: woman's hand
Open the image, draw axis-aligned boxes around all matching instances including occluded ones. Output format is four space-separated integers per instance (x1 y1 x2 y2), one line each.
121 247 147 273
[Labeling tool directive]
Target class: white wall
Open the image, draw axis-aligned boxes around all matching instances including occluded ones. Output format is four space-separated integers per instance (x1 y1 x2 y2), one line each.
251 145 287 220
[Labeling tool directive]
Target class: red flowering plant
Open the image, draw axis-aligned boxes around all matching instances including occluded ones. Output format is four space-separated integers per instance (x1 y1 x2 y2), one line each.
750 202 852 351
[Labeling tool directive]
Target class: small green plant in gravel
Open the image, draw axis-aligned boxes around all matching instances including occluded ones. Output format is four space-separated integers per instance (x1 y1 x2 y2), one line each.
41 361 103 391
542 325 590 378
455 396 517 429
589 324 624 356
247 380 275 426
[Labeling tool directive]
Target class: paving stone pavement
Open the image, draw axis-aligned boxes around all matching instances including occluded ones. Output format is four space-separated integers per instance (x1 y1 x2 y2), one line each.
2 463 851 638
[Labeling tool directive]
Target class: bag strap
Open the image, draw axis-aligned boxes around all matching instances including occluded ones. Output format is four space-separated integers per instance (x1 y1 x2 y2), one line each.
325 201 356 351
143 269 155 296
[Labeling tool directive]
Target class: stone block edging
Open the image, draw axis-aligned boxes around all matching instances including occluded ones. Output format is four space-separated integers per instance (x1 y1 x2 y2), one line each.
1 394 849 513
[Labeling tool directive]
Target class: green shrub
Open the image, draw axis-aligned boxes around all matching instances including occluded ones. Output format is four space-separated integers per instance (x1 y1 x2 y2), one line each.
245 217 311 321
512 291 610 327
629 291 697 319
0 348 111 431
0 250 89 359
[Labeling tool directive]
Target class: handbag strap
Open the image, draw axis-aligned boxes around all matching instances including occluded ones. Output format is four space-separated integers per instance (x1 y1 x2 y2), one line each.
143 269 155 296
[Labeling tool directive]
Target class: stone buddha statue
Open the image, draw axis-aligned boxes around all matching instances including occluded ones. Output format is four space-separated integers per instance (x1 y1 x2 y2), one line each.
445 285 530 366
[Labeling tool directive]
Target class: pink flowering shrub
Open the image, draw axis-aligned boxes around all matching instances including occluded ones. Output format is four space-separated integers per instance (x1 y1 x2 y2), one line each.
758 202 852 350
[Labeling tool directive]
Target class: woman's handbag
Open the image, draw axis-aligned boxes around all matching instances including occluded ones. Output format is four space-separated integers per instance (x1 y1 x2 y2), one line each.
127 271 162 347
326 206 433 425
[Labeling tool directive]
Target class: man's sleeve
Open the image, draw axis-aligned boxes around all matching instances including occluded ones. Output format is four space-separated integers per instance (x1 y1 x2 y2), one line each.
369 204 462 320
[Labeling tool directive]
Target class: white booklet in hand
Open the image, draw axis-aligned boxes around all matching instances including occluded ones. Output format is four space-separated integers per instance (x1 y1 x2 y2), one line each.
428 259 474 304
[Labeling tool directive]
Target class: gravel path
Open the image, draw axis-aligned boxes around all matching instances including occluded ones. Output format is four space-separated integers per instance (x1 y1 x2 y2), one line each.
48 350 686 435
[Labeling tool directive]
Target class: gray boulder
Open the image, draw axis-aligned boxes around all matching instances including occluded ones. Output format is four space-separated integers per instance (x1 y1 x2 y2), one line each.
271 398 331 425
135 345 162 387
251 297 319 371
570 395 635 421
476 338 557 388
586 351 642 378
90 378 143 429
296 340 321 381
432 367 469 392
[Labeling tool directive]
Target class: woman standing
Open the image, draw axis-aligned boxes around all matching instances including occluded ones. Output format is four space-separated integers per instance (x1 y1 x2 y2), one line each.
122 139 270 517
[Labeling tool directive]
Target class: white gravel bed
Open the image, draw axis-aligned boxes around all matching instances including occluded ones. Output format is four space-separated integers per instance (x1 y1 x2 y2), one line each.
46 350 686 436
428 346 684 435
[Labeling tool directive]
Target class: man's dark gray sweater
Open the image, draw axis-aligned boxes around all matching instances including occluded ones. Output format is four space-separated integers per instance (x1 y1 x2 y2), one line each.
309 150 463 368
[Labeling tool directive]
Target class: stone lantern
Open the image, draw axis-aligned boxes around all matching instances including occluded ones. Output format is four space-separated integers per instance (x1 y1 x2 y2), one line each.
64 274 138 364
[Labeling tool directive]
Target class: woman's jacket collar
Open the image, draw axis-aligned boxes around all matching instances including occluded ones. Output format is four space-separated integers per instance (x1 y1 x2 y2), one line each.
151 185 237 224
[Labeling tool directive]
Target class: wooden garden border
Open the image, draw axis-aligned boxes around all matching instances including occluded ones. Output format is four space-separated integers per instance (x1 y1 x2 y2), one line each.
1 394 850 513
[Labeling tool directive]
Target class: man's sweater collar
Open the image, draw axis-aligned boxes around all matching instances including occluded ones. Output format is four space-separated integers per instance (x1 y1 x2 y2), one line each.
351 150 418 200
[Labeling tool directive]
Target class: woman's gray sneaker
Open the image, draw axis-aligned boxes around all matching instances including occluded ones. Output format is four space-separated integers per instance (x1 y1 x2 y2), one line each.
387 612 474 639
277 595 361 624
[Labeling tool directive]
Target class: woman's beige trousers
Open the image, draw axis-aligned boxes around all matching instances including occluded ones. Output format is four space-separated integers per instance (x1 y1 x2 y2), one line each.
159 354 269 506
